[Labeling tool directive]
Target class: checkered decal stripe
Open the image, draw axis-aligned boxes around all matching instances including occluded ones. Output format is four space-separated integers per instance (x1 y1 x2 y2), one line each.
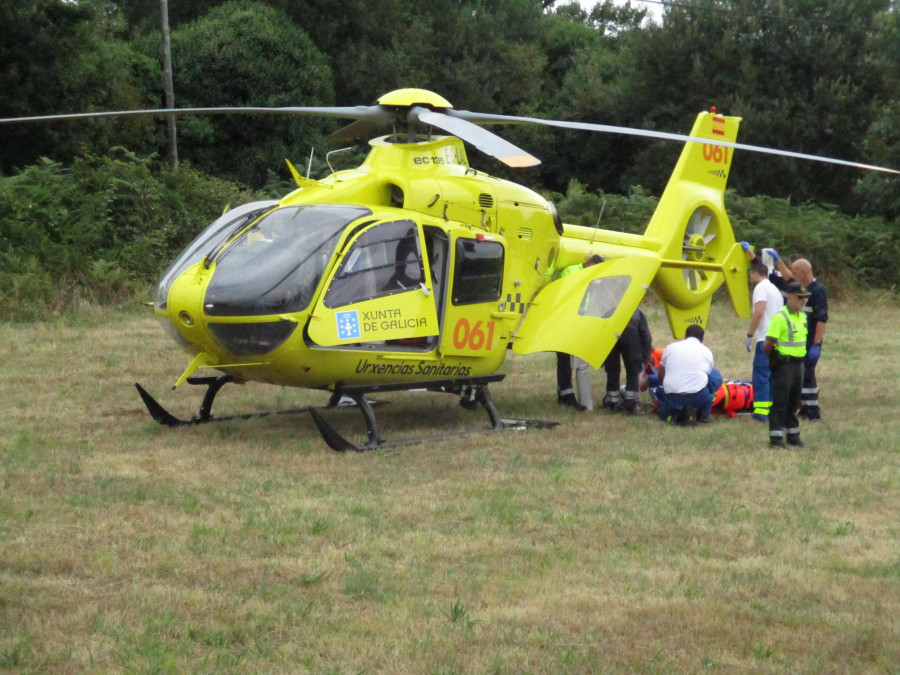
504 293 526 313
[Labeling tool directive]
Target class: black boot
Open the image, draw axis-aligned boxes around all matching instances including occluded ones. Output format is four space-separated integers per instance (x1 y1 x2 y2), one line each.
679 406 697 426
602 393 620 411
558 393 579 408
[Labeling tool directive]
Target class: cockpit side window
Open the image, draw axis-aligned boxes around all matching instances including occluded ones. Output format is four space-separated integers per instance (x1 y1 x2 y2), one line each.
452 239 504 305
323 220 424 308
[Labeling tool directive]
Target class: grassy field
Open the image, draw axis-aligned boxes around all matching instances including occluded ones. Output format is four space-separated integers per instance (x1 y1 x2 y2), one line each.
1 294 899 673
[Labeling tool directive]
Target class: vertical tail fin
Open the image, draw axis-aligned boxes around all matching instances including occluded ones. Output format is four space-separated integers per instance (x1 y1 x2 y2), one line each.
645 110 750 337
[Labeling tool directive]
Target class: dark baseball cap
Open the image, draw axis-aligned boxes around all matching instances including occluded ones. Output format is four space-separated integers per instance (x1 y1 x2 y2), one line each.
783 281 811 297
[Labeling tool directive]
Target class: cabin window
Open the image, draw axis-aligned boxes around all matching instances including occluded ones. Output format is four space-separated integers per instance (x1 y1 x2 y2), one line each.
324 220 424 308
452 239 504 305
580 275 631 319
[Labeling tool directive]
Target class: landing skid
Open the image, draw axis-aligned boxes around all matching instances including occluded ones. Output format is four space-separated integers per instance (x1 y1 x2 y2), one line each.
136 374 556 452
136 376 320 427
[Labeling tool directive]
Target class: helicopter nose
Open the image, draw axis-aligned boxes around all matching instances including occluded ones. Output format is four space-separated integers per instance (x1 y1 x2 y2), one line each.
159 265 299 358
155 311 191 349
159 266 214 351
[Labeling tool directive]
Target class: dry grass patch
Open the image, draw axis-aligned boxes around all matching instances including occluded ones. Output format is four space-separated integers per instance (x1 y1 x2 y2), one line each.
1 295 899 672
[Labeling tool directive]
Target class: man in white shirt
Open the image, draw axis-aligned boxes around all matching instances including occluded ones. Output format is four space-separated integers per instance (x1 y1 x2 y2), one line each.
657 324 718 424
745 260 784 422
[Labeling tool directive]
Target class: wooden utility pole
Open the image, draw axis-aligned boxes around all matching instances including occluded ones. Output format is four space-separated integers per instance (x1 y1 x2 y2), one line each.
160 0 178 170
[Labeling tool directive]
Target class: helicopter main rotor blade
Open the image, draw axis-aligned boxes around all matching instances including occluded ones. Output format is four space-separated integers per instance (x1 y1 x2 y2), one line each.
0 105 381 125
411 108 540 168
449 110 900 175
331 118 388 142
4 99 897 175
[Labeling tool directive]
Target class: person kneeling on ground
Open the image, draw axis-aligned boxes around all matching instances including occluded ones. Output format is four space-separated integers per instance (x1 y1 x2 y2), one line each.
656 325 722 425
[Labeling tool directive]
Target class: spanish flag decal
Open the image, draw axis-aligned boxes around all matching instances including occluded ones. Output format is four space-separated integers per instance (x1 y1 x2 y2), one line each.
712 116 726 136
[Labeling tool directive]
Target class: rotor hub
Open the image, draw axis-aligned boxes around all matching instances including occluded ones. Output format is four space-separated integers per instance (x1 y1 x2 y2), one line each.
686 232 707 261
376 89 453 110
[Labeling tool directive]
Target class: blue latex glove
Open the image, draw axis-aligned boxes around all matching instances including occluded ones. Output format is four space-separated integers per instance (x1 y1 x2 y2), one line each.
740 241 750 252
807 344 821 363
745 335 753 352
770 249 780 262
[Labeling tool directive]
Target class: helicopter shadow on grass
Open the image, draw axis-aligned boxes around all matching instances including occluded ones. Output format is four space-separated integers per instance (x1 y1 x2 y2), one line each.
136 381 544 452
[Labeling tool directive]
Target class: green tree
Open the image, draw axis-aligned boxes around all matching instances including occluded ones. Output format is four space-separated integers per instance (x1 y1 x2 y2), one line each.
0 0 158 173
520 1 647 193
277 0 560 177
594 0 894 212
855 8 900 220
117 0 229 34
157 0 334 187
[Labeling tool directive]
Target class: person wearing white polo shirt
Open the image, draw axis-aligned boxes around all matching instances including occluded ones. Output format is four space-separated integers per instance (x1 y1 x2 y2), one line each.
657 324 719 424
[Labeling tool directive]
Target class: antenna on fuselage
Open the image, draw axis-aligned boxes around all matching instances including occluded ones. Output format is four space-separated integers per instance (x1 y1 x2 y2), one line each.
326 147 353 177
594 198 607 229
590 198 608 247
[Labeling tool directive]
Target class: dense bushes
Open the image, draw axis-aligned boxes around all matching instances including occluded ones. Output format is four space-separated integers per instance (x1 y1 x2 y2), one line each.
550 180 658 234
1 158 897 321
725 194 900 295
0 152 257 320
553 179 900 296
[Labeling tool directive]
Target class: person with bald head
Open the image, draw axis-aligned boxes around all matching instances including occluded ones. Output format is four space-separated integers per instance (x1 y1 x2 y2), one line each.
745 247 828 421
783 257 827 420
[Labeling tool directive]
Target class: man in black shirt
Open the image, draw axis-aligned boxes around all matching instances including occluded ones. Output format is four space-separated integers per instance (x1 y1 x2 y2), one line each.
785 258 827 420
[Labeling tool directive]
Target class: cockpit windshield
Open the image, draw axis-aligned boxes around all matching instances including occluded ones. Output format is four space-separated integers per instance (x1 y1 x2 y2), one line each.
204 204 372 316
155 200 277 310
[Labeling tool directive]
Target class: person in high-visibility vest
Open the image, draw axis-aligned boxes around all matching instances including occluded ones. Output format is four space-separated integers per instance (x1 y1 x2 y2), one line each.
747 247 829 421
556 352 578 408
763 281 810 448
783 258 827 421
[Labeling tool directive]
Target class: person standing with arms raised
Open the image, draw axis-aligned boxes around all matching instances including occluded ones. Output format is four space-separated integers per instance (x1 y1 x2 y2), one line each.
742 244 785 422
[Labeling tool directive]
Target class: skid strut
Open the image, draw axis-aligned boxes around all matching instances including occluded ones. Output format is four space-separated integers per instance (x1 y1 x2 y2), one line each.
310 392 380 452
136 375 234 426
136 374 555 451
310 376 508 451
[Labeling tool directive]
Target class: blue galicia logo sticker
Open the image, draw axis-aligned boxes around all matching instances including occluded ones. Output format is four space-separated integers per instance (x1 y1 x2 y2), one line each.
336 310 361 340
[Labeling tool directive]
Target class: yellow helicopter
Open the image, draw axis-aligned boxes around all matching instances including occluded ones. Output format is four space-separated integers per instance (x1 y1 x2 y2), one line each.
4 88 896 450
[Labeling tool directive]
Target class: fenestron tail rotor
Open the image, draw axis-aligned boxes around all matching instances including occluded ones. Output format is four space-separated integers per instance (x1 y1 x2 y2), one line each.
681 207 716 291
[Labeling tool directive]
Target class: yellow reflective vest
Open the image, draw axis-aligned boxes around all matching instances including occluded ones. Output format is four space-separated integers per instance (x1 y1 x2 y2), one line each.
559 262 586 278
766 306 808 357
